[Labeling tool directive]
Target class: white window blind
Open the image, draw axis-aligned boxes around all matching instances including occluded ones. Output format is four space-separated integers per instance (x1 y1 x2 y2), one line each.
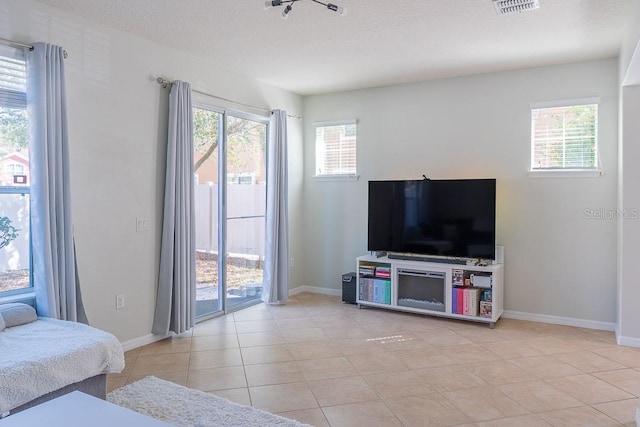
531 100 598 171
315 120 357 176
0 47 26 109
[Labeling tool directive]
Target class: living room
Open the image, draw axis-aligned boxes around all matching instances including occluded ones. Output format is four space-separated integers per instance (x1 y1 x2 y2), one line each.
2 0 640 425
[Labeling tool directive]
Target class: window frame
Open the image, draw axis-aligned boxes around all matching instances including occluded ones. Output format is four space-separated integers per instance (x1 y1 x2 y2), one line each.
313 119 358 181
528 97 602 178
0 46 33 301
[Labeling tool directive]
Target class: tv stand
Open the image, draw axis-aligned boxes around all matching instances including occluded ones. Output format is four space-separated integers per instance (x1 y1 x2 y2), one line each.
356 255 503 328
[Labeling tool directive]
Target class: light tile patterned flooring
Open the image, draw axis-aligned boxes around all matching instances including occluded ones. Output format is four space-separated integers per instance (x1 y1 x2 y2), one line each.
108 293 640 426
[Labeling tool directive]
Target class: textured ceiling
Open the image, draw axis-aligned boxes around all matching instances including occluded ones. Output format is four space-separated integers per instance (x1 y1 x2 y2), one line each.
35 0 635 95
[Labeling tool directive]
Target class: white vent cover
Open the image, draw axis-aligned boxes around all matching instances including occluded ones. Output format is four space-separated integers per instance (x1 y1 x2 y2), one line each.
493 0 540 15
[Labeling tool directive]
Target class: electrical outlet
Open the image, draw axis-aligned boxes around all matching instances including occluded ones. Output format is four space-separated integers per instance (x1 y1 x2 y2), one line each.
116 294 125 310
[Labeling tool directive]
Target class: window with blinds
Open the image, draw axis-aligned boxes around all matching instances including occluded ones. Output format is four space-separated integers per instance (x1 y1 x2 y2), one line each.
315 120 357 176
0 46 27 109
0 46 31 297
531 100 598 171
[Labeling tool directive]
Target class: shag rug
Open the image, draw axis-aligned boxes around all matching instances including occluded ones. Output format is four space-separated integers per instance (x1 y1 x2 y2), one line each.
107 376 311 427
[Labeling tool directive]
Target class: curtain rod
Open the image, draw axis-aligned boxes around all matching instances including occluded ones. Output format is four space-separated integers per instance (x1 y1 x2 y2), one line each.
0 37 69 59
156 77 301 120
0 37 33 51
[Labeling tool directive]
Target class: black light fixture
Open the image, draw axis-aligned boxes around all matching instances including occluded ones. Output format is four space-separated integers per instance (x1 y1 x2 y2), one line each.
264 0 347 20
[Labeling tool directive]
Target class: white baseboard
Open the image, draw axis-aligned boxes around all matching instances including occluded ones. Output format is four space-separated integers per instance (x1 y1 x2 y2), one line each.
502 310 615 332
614 323 640 348
120 333 170 352
617 334 640 348
289 285 341 297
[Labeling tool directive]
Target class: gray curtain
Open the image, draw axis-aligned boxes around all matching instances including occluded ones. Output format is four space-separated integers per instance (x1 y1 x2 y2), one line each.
27 42 87 323
262 110 289 304
152 81 196 335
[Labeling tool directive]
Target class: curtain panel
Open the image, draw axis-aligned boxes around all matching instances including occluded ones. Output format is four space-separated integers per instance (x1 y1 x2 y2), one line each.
27 42 87 323
152 81 196 335
263 109 289 304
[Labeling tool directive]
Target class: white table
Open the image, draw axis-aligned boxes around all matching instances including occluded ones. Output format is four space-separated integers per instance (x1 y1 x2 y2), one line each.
0 391 174 426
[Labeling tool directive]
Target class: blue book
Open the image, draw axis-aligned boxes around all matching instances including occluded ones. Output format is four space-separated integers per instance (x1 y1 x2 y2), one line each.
452 288 458 314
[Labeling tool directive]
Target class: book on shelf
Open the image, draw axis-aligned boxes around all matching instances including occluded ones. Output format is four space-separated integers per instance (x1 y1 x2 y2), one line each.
452 287 458 313
371 279 391 304
375 266 391 278
359 278 371 301
462 289 470 315
359 277 390 304
384 280 391 304
368 280 374 302
480 300 492 318
482 289 492 302
359 265 376 277
373 280 380 303
463 288 481 316
452 269 463 286
456 288 464 314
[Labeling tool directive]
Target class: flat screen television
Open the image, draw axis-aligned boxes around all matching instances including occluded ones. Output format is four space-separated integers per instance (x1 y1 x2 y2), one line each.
368 179 496 260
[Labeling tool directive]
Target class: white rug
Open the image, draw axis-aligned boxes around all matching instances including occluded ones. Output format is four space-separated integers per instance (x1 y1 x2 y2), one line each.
107 376 312 427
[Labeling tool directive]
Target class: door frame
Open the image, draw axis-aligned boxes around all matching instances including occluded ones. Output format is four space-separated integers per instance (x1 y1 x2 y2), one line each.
192 100 269 322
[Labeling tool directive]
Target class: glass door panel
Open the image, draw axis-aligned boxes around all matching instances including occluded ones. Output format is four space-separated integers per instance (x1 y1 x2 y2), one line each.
225 115 266 310
193 108 223 318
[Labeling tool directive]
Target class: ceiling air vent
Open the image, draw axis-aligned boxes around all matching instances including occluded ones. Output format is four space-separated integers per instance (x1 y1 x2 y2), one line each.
492 0 540 15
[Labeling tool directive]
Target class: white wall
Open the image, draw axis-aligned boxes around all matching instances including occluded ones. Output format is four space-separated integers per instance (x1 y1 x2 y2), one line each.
618 85 640 345
617 2 640 346
303 59 619 327
1 0 304 344
620 2 640 85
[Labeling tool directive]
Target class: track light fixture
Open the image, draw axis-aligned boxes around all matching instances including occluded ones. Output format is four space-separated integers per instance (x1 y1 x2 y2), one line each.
264 0 347 19
492 0 539 15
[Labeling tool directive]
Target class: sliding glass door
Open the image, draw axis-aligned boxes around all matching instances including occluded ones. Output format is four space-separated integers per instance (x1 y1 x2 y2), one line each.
226 115 267 310
193 105 267 319
193 107 222 318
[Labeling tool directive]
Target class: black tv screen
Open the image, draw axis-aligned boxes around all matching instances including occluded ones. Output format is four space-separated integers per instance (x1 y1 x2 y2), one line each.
367 179 496 260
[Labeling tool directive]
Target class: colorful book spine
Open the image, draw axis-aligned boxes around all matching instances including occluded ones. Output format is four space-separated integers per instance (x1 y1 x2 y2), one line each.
384 281 391 304
452 288 458 314
463 288 470 315
359 278 370 301
372 279 390 304
457 288 464 314
468 288 481 316
373 280 380 303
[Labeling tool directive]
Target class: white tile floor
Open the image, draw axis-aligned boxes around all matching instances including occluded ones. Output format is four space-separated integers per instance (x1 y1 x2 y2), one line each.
108 293 640 426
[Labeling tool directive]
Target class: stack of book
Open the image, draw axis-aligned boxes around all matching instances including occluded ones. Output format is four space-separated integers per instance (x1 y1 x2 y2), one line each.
375 266 391 279
451 287 481 316
359 277 391 304
359 264 376 277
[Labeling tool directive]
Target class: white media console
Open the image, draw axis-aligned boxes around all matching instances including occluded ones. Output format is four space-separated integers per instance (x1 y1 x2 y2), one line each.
356 255 504 328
